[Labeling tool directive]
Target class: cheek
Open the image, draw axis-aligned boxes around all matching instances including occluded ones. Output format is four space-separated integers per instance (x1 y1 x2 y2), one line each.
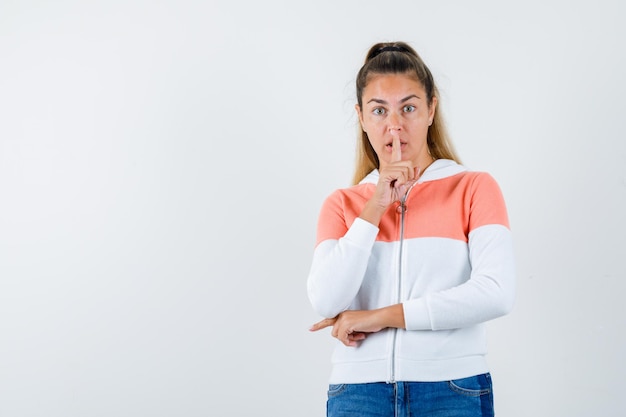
362 117 377 132
362 121 380 140
366 136 383 155
366 122 388 141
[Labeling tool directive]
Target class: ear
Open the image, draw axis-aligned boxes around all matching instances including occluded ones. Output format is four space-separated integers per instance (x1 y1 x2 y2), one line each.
355 104 366 132
428 96 438 125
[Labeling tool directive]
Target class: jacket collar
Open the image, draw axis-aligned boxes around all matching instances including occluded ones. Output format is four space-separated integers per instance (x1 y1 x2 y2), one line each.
359 159 467 185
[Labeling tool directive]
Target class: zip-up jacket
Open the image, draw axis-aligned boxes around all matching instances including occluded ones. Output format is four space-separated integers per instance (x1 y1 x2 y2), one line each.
307 159 515 384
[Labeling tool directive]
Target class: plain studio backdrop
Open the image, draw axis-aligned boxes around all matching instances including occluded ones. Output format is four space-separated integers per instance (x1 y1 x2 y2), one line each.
1 1 624 416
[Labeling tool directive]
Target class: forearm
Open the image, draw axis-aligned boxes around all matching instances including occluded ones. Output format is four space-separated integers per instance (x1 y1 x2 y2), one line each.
358 198 387 227
375 304 406 330
309 304 406 347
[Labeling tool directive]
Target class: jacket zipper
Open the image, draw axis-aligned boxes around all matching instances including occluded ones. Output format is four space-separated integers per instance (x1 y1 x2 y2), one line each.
389 181 418 383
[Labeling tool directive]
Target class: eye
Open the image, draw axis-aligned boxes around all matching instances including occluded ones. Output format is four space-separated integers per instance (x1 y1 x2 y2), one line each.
403 105 416 112
372 107 386 115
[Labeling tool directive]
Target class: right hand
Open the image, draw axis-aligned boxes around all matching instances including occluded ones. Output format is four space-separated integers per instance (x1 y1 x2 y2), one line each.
370 132 417 209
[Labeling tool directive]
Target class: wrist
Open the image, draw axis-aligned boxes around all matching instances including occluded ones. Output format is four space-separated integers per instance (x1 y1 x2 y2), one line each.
359 199 387 226
377 304 406 330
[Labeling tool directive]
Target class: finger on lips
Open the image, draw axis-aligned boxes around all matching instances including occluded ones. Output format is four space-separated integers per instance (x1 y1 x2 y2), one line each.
391 132 402 163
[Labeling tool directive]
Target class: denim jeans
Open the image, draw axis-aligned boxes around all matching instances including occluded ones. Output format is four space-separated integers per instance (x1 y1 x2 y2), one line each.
327 373 494 417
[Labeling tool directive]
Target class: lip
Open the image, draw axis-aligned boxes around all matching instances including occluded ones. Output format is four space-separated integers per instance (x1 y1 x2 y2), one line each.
385 141 407 149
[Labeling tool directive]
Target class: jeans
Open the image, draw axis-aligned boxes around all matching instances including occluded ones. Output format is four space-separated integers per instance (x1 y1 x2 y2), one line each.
327 373 494 417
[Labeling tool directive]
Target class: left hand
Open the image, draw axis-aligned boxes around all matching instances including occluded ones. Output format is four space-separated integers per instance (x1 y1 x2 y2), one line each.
309 310 385 347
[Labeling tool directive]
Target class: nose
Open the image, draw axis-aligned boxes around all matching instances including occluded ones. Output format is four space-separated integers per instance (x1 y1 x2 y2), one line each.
387 112 401 133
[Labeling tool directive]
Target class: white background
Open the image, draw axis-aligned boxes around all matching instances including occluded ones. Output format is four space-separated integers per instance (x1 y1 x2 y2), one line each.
1 1 625 416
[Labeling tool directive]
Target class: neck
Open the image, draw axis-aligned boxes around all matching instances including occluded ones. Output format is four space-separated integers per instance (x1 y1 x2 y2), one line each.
416 155 436 177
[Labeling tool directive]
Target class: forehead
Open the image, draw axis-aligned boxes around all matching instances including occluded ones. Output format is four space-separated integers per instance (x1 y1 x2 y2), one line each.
362 73 425 101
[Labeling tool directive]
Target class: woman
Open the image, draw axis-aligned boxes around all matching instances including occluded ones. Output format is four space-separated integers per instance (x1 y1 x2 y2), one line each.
307 41 515 417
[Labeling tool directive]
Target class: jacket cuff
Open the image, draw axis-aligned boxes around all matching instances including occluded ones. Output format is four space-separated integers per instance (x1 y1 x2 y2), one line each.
403 298 433 331
344 217 379 251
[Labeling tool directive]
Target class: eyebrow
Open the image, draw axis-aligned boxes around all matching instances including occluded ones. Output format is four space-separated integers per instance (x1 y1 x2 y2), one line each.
367 94 421 105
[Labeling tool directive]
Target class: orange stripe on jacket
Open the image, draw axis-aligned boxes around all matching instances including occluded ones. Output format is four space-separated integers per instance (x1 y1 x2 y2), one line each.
316 171 509 245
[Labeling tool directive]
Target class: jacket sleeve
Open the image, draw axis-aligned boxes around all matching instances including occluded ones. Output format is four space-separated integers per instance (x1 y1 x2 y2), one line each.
402 173 516 330
307 191 379 318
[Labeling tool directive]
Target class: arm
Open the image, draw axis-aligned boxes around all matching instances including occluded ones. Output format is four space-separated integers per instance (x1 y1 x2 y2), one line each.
308 135 419 342
403 224 515 330
307 194 411 344
403 173 516 330
307 199 380 318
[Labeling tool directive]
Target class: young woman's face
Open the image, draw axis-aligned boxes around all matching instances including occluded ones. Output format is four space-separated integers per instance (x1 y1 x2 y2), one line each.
356 73 436 170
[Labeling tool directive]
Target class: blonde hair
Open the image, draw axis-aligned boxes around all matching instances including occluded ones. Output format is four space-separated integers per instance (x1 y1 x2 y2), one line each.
352 41 461 185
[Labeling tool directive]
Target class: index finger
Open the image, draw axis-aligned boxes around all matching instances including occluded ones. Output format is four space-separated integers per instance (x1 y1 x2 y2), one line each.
391 132 402 163
309 317 336 332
